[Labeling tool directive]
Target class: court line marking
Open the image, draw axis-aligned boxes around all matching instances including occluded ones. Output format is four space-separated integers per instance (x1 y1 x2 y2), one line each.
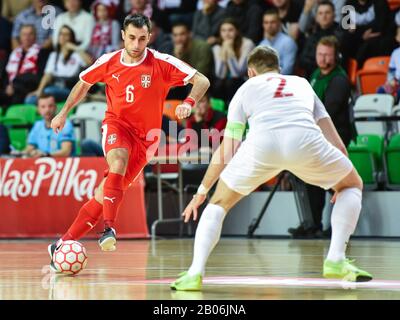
2 276 400 291
147 276 400 290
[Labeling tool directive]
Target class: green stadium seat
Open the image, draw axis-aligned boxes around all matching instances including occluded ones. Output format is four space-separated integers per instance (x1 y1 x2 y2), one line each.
4 104 38 124
1 118 30 151
348 143 377 189
210 98 226 113
347 134 385 190
356 134 384 170
383 134 400 190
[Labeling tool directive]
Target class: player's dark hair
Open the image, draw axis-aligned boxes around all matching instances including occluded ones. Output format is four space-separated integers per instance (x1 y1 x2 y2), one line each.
123 13 152 32
247 46 280 73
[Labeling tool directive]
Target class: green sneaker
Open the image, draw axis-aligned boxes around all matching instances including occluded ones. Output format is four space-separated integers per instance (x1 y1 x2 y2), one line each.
170 271 203 291
323 259 373 282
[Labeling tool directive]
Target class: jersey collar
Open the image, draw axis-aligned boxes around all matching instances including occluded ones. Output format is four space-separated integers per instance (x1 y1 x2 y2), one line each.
120 48 148 67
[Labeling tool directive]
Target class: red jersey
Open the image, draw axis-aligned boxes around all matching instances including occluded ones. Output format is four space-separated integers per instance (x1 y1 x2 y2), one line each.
79 48 196 138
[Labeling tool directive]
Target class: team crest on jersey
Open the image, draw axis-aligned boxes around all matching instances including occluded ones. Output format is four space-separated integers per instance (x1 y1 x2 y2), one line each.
141 74 151 88
107 134 117 145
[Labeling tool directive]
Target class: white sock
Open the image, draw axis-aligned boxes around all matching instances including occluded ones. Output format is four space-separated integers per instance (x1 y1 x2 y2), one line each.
187 203 226 277
327 188 362 262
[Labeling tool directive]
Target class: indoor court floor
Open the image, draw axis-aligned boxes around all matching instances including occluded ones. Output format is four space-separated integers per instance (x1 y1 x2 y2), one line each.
1 238 400 300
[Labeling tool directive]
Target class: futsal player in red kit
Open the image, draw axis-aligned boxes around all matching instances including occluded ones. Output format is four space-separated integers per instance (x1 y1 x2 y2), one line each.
48 14 210 271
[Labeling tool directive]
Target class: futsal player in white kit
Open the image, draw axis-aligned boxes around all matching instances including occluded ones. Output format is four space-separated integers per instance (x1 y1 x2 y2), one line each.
171 46 372 291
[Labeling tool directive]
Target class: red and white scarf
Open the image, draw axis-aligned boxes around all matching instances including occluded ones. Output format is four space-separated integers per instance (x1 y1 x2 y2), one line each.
131 3 153 18
6 43 40 82
90 21 113 59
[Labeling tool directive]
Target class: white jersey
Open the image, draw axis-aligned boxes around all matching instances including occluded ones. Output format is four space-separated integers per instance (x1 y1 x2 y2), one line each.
227 72 329 133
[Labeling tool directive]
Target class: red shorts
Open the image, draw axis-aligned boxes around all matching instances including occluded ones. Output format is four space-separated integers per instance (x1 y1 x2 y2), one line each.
101 121 157 190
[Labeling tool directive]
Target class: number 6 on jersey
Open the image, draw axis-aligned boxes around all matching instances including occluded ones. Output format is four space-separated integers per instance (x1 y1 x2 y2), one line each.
126 85 134 103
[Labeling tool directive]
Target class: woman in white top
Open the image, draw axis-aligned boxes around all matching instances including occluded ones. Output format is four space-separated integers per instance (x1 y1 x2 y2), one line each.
212 18 255 103
25 25 92 105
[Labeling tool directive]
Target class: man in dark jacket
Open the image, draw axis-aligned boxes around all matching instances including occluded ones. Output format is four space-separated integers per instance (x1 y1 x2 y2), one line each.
341 0 396 68
299 1 343 78
192 0 226 46
289 36 352 238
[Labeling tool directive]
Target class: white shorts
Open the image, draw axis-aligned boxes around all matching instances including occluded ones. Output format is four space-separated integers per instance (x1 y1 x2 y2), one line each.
220 128 353 195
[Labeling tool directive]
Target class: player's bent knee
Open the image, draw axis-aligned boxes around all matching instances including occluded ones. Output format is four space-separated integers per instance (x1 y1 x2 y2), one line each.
209 197 232 212
209 187 244 212
334 168 363 193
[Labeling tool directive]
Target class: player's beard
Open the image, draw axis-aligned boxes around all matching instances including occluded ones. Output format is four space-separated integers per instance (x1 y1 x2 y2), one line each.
126 48 145 60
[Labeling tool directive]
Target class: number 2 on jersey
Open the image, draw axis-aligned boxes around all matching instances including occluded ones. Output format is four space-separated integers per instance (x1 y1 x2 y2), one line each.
126 85 134 103
267 77 293 98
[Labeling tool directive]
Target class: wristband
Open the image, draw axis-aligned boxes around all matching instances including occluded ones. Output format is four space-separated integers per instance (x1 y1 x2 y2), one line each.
183 97 196 107
197 184 209 195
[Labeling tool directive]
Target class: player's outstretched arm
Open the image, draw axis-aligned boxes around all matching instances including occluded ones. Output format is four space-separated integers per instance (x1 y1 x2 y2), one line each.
313 93 348 156
175 72 210 119
317 117 348 157
51 80 93 133
182 137 241 222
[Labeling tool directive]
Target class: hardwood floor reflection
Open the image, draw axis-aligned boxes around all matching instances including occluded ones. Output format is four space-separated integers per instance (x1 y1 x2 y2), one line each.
0 238 399 300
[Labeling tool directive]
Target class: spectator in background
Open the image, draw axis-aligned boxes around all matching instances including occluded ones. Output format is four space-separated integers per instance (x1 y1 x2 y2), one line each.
12 0 62 50
289 36 352 238
23 94 75 158
270 0 304 41
148 18 173 52
185 92 227 150
197 0 230 9
26 25 92 104
211 18 254 103
377 27 400 103
259 9 297 75
299 1 343 78
341 0 396 68
166 22 213 99
52 0 96 51
88 0 121 60
123 0 170 31
156 0 198 28
225 0 263 44
298 0 346 35
2 0 32 22
0 14 12 75
170 22 213 78
3 25 48 105
192 0 226 46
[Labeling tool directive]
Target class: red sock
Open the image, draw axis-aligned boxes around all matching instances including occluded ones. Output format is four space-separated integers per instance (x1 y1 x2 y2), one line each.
62 198 103 241
103 172 125 229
